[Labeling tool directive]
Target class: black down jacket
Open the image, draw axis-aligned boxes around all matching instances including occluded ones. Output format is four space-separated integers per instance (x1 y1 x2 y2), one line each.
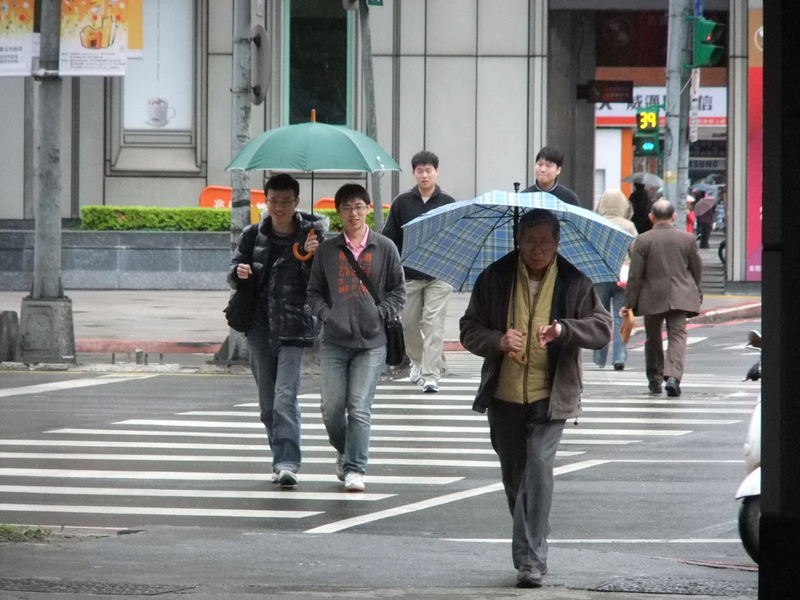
228 211 325 346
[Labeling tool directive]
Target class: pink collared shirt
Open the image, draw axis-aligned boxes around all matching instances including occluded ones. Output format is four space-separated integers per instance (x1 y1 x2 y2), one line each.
344 227 370 260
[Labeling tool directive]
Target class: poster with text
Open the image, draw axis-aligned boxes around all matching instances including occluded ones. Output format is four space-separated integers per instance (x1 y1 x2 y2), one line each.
59 0 127 76
122 0 193 130
0 1 35 76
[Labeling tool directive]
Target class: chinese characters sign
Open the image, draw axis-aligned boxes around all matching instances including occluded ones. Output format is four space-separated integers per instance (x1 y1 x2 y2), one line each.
59 0 128 76
0 1 34 76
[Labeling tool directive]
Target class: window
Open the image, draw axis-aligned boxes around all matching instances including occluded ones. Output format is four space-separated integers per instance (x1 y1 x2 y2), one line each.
106 0 205 174
285 0 351 125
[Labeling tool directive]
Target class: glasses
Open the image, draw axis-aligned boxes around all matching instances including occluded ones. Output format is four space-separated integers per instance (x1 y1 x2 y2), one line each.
339 204 370 214
267 199 296 207
519 240 557 251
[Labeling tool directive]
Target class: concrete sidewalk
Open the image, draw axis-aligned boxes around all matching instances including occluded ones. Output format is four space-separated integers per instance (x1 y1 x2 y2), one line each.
0 233 761 366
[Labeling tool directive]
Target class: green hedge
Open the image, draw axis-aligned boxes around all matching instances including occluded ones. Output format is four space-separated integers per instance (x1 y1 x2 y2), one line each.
81 206 231 231
80 205 391 232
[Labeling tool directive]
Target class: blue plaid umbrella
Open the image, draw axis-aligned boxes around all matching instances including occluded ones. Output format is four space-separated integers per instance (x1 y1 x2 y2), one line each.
401 190 635 292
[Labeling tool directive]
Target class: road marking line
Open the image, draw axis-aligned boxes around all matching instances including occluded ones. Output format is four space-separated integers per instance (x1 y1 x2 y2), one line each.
304 460 609 534
442 538 744 544
0 451 581 465
0 374 159 398
114 417 736 427
0 503 320 519
0 485 393 502
47 429 658 441
0 468 461 485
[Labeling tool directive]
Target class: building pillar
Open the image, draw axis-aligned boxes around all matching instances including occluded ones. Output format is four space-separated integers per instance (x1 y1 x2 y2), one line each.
760 0 800 597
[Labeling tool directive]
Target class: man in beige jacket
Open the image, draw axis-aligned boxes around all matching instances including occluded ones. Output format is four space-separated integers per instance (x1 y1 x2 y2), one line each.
621 199 703 396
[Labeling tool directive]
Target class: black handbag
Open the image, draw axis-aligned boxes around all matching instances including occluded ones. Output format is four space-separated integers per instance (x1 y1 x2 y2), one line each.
343 249 406 366
223 283 258 333
223 227 266 333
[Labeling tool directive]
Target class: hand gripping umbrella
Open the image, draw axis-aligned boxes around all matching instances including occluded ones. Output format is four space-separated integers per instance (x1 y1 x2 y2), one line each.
227 110 401 259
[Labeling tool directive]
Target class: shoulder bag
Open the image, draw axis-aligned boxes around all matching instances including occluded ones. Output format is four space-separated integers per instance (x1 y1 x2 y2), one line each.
223 227 266 333
342 249 406 366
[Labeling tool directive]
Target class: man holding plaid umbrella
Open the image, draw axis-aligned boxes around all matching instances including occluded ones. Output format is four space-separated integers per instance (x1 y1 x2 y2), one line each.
460 208 611 588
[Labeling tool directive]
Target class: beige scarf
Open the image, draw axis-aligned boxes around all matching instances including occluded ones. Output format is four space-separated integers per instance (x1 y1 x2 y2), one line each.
494 255 558 404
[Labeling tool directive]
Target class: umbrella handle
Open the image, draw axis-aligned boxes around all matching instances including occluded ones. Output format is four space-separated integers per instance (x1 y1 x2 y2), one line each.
293 230 316 261
509 351 528 366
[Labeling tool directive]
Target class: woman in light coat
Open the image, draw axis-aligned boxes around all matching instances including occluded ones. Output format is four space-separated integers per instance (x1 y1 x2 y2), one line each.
594 189 638 370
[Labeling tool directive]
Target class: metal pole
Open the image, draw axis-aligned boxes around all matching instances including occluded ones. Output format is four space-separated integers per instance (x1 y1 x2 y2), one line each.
664 0 693 229
358 0 383 230
17 0 76 364
216 0 252 364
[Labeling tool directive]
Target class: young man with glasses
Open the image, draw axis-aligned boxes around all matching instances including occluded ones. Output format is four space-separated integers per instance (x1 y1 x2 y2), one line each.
228 173 324 488
307 183 406 492
383 150 456 392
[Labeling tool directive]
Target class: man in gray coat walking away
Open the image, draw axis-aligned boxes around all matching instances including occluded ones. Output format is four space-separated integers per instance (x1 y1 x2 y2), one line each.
621 199 703 397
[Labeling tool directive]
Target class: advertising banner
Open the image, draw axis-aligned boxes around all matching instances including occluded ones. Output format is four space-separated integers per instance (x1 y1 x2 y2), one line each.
747 10 763 281
122 0 193 130
59 0 127 76
0 1 35 76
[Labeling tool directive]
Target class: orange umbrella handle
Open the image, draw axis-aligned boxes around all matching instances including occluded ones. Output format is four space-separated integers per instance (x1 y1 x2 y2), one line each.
293 229 316 261
509 351 528 366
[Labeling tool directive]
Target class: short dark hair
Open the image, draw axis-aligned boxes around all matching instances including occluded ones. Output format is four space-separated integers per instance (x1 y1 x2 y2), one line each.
265 173 299 197
518 208 560 240
535 146 564 167
334 183 372 210
650 199 675 221
411 150 439 170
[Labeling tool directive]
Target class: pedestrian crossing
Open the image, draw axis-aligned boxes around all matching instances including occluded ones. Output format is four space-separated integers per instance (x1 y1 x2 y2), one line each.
0 351 757 531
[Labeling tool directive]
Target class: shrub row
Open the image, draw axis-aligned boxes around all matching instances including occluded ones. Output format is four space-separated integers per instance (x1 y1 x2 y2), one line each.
80 206 390 232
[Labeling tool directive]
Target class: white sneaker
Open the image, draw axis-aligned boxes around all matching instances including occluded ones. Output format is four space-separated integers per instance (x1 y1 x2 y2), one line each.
277 470 297 487
335 452 345 482
344 471 365 492
270 472 279 484
409 363 423 385
422 380 439 393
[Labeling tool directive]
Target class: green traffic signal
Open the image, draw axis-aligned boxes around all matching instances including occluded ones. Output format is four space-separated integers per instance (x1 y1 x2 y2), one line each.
687 16 725 68
634 134 661 157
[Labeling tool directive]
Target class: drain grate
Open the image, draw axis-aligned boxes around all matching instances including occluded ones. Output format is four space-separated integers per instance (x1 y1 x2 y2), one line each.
591 576 757 596
0 578 194 596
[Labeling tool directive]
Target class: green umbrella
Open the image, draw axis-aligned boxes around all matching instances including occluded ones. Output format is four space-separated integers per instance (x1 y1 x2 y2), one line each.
226 116 401 174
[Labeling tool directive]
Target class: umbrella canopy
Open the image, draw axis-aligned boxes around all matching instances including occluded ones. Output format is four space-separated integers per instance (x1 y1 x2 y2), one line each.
622 171 664 188
691 183 719 194
693 195 717 217
401 190 636 292
226 121 401 173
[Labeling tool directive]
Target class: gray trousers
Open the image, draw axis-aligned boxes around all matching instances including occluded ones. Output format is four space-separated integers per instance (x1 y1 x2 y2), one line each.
487 398 566 572
643 310 688 384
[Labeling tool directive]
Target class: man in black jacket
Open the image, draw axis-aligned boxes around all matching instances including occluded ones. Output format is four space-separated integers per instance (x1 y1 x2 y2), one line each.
228 174 324 488
522 146 580 207
383 150 456 393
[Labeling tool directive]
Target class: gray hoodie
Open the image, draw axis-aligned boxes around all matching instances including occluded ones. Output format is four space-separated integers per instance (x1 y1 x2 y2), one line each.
306 228 406 349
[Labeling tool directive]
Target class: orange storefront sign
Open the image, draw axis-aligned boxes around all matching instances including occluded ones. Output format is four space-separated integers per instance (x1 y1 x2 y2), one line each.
199 186 266 224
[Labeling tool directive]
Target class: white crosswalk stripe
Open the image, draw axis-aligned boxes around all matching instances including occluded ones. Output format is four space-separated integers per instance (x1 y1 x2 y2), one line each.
0 350 751 530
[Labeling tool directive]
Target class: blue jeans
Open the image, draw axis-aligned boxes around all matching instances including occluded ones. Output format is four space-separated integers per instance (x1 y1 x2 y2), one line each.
593 281 628 367
319 342 386 475
247 325 304 473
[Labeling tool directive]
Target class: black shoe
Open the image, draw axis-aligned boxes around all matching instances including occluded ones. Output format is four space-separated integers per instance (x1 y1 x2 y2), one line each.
665 377 681 397
516 565 544 588
649 380 662 394
613 363 625 371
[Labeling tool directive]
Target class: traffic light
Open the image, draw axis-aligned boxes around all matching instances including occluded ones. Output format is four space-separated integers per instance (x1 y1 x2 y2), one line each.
634 108 661 157
687 16 725 68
